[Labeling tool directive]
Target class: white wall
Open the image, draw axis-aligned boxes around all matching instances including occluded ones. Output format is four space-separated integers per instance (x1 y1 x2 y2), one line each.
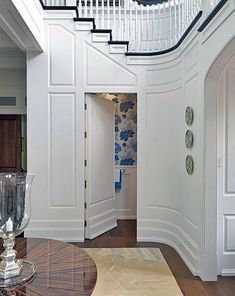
115 166 137 219
26 0 235 280
0 69 26 115
137 39 201 276
0 28 26 114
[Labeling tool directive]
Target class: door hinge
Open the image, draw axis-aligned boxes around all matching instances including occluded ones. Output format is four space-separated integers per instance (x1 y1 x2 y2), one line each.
85 131 87 138
85 220 87 227
84 160 87 166
84 103 87 110
84 202 87 209
85 180 87 189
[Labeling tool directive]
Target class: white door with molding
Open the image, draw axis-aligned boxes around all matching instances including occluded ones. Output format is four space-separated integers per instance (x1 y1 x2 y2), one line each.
217 65 235 275
85 94 117 239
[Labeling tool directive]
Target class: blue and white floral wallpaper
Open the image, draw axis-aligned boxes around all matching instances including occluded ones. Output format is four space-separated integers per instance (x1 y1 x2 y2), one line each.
114 94 137 166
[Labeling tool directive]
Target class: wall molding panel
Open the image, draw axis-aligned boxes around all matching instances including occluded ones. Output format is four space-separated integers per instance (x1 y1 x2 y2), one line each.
48 93 76 208
85 42 137 87
49 24 76 86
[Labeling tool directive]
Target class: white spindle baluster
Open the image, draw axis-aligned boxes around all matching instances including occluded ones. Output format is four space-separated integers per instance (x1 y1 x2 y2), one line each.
181 0 184 33
174 0 177 44
78 0 82 17
135 1 138 51
96 0 99 28
113 0 116 40
186 0 188 28
107 0 110 28
124 0 127 40
90 0 93 18
101 0 104 28
84 0 87 17
129 0 133 50
189 0 192 20
146 5 150 51
151 5 155 51
178 0 183 40
193 0 197 17
118 0 121 40
158 4 161 50
188 0 191 21
140 4 144 51
168 0 172 47
163 2 167 48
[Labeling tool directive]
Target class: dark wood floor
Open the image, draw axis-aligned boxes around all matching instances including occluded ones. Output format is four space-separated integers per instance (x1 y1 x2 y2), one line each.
73 220 235 296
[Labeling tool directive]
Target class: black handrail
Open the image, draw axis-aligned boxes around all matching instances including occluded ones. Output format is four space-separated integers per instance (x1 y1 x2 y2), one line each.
198 0 229 32
126 11 202 56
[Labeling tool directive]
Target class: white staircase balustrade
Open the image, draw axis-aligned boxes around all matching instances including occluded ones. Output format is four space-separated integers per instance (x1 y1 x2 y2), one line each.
77 0 202 52
41 0 203 52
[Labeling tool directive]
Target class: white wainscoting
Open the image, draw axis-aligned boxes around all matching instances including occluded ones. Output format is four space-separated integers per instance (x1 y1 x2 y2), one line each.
25 3 235 280
115 166 137 219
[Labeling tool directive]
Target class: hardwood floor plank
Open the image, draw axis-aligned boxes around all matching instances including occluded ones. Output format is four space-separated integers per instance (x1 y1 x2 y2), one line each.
72 220 235 296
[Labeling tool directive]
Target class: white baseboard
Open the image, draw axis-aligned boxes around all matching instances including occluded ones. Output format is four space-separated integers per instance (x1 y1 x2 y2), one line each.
137 219 199 277
25 219 84 242
221 269 235 276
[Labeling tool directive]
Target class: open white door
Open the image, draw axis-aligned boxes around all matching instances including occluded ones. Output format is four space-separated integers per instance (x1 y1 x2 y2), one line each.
85 94 117 239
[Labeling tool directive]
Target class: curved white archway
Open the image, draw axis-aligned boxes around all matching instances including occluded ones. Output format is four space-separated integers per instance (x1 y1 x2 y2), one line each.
203 36 235 280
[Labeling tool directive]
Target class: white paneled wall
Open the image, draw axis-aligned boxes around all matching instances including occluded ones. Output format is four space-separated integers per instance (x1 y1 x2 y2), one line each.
26 1 235 281
115 166 137 219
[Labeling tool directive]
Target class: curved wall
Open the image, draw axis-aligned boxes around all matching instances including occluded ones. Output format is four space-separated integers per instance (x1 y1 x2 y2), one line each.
137 38 202 275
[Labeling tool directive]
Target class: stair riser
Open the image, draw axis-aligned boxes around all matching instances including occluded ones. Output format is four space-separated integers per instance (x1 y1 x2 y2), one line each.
92 33 110 43
109 44 127 54
75 22 93 31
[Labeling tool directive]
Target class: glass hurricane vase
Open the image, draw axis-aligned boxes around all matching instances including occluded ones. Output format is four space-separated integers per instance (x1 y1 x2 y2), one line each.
0 172 35 287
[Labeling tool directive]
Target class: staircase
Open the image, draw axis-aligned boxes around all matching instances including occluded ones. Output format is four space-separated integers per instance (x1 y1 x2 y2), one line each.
40 0 228 56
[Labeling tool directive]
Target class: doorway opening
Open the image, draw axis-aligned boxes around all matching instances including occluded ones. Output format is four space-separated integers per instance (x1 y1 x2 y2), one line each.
0 115 27 172
84 93 137 240
217 53 235 276
204 36 235 279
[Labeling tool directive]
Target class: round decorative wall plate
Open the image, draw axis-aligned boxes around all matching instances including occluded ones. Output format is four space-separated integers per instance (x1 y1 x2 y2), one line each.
185 106 194 126
185 155 194 175
185 130 193 149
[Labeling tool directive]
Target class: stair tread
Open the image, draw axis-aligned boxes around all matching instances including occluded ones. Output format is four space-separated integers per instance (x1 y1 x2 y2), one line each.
108 41 129 45
91 29 112 33
74 17 95 21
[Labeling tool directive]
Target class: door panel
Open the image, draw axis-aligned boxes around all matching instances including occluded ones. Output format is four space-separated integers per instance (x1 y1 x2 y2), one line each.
217 68 235 275
0 115 21 172
85 94 117 239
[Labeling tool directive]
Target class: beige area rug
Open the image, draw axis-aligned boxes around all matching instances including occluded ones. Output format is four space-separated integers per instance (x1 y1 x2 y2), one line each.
84 248 183 296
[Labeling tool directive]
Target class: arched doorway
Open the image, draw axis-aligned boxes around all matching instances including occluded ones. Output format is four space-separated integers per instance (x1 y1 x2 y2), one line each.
204 36 235 278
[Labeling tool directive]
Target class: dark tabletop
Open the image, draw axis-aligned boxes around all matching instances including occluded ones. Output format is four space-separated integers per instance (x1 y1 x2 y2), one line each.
0 238 97 296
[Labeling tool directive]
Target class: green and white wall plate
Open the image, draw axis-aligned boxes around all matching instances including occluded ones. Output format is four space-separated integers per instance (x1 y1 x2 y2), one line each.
185 130 194 149
185 155 194 175
185 106 194 126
